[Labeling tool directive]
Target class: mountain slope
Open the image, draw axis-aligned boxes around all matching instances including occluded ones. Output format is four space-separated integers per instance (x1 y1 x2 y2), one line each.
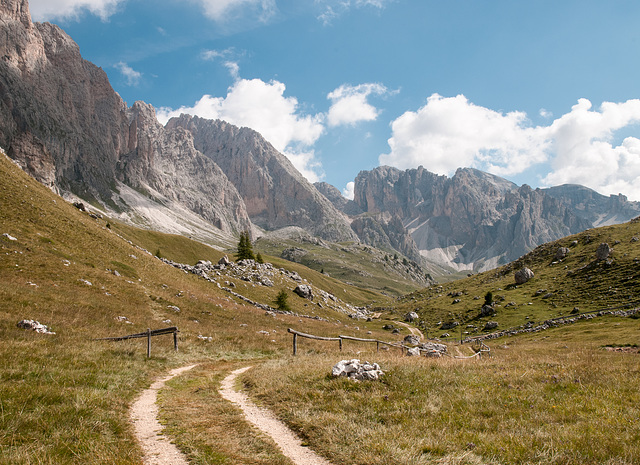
167 115 357 242
0 0 356 246
353 166 592 272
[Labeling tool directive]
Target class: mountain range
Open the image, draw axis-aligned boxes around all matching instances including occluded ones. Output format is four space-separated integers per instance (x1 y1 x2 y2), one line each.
1 0 639 277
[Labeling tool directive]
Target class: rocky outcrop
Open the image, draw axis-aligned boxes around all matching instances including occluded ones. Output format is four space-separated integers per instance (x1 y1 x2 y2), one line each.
353 166 591 272
166 115 358 242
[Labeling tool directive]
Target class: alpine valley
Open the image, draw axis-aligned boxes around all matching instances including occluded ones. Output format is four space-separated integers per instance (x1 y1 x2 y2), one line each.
1 0 639 286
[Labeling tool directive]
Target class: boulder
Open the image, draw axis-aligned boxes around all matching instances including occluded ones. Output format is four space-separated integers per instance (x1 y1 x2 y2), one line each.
332 359 384 381
406 347 421 357
17 319 55 334
440 321 459 330
483 321 499 331
596 243 612 260
555 247 570 261
514 267 534 284
403 334 420 345
480 304 495 317
293 284 313 300
218 255 232 266
420 341 448 354
404 311 419 322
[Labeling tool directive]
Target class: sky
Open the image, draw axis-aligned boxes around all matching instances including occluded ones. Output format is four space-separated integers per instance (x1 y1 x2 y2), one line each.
29 0 640 200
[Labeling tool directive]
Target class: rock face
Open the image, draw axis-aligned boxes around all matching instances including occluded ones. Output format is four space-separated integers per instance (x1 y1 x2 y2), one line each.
544 185 640 227
0 1 355 244
166 115 357 242
353 166 592 272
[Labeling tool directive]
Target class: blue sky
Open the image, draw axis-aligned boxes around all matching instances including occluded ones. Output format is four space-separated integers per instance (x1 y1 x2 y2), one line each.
29 0 640 200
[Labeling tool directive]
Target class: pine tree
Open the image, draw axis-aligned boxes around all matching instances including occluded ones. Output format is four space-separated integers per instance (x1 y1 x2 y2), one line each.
274 289 290 311
256 252 264 264
235 230 255 261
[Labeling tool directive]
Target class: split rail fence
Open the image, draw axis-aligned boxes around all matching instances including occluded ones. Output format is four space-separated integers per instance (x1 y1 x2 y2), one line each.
94 326 179 358
287 328 490 358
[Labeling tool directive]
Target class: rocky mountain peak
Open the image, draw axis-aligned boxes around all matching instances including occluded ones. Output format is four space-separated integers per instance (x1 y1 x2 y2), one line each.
1 0 31 28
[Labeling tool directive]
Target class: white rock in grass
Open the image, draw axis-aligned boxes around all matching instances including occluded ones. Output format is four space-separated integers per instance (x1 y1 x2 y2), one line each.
17 319 55 335
332 359 384 381
3 233 17 241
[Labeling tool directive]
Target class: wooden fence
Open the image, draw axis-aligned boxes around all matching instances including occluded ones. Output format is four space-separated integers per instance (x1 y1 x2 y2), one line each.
287 328 490 358
94 326 179 357
288 328 414 356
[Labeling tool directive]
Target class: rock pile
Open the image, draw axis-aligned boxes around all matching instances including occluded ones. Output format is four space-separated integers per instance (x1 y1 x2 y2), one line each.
17 319 55 334
332 359 384 381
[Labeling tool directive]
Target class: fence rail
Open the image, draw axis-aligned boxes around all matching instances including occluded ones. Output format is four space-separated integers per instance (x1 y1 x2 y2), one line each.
289 328 419 356
94 326 179 357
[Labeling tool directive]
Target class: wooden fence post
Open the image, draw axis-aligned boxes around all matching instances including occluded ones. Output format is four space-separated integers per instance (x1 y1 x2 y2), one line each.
376 341 379 352
147 328 151 358
339 337 343 351
173 330 178 352
293 333 297 356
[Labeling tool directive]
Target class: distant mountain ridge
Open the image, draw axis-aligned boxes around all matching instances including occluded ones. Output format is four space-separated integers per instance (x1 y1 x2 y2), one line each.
1 0 638 278
327 165 640 273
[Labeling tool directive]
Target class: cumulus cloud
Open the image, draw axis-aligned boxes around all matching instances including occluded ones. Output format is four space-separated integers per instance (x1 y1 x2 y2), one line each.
29 0 125 21
541 98 640 198
342 181 355 200
192 0 276 22
114 62 142 86
380 94 549 177
327 83 388 127
156 78 325 181
380 94 640 200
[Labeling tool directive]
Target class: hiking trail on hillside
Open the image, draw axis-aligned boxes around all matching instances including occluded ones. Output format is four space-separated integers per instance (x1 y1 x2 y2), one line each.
220 366 333 465
130 365 197 465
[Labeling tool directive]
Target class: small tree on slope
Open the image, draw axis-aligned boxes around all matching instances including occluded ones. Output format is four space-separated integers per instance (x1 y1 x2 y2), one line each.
235 230 255 261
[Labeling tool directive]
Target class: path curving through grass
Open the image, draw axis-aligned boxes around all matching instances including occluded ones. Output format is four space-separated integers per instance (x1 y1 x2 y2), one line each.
130 365 197 465
220 366 333 465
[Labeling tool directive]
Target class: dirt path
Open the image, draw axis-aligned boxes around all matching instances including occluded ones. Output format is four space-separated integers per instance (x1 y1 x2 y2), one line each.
396 321 424 340
130 365 197 465
220 366 333 465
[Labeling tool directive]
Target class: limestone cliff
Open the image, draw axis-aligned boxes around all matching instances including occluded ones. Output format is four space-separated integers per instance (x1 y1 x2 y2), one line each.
166 115 358 242
354 166 592 272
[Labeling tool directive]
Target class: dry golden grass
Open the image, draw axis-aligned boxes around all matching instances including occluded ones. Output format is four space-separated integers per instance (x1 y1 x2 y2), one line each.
231 325 640 465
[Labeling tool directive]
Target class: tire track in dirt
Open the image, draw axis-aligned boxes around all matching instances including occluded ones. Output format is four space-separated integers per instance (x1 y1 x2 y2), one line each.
130 365 197 465
220 366 333 465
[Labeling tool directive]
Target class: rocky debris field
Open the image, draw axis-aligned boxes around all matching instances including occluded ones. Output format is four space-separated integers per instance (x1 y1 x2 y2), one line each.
160 256 371 320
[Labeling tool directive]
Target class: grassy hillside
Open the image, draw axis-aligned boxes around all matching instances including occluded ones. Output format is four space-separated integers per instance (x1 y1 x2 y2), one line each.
391 219 640 341
255 235 432 296
0 153 396 464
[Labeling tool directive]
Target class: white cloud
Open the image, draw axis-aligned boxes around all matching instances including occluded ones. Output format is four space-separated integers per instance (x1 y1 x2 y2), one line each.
201 49 242 79
380 94 549 177
541 99 640 198
114 61 142 86
29 0 125 21
316 0 392 25
539 108 552 119
380 94 640 200
157 78 325 181
342 181 355 200
192 0 276 22
327 83 388 127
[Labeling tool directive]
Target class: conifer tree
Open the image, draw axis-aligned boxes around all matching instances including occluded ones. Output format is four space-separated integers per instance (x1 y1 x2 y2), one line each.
235 230 255 261
274 289 290 311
